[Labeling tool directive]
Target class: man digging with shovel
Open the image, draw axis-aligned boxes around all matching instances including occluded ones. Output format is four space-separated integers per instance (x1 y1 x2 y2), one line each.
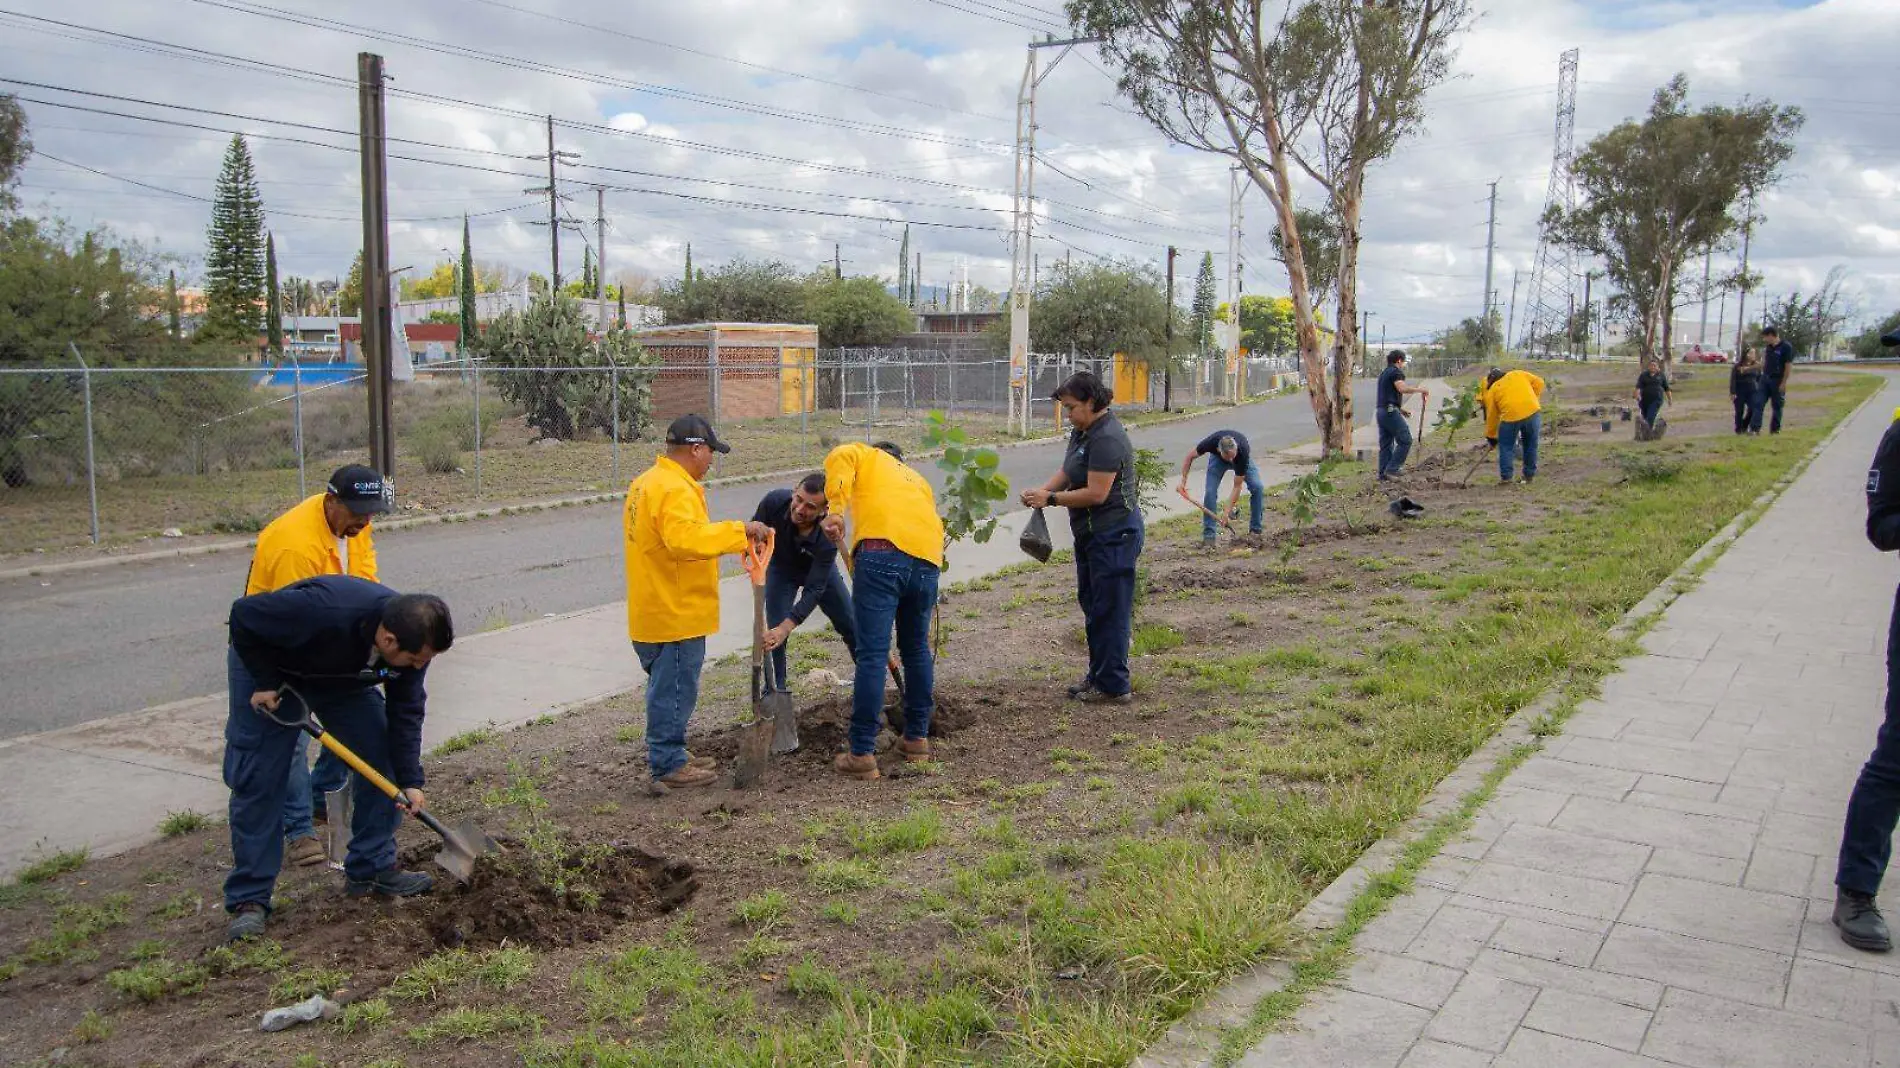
222 576 455 943
624 415 770 791
1179 431 1265 548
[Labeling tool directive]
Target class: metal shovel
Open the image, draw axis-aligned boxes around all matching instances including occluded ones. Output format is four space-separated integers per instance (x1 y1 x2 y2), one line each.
733 531 788 788
263 686 497 884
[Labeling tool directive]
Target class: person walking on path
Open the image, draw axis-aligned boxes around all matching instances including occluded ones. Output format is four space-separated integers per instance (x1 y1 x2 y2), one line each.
1481 366 1547 484
1022 371 1145 706
753 473 858 690
245 464 391 870
1731 349 1765 435
624 415 769 790
1179 430 1265 547
1762 325 1795 434
1634 359 1672 434
821 442 944 781
1833 407 1900 953
222 575 454 942
1375 350 1430 481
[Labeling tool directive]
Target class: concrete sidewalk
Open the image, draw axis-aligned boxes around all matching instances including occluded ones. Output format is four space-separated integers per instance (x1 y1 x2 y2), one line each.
1235 377 1900 1067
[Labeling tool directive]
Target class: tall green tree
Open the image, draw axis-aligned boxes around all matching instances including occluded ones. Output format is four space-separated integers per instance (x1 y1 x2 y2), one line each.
616 288 627 328
0 93 28 216
682 243 694 301
167 269 181 339
1270 208 1342 314
1759 266 1850 361
1853 310 1900 361
1230 294 1296 357
264 233 282 355
806 275 915 347
458 215 476 356
656 256 808 324
339 250 364 316
1543 75 1802 365
1190 251 1217 355
201 134 268 341
1080 0 1473 451
991 259 1172 359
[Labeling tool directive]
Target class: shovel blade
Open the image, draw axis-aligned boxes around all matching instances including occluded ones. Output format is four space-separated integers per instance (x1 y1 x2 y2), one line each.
732 715 774 789
765 691 799 755
430 819 497 885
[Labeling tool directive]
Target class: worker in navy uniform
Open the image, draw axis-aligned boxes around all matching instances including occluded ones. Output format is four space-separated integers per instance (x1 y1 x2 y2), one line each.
753 472 858 689
1375 350 1430 481
1760 325 1795 434
1833 388 1900 952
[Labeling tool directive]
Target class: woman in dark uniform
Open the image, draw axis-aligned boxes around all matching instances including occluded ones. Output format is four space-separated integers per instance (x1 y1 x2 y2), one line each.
1020 371 1144 704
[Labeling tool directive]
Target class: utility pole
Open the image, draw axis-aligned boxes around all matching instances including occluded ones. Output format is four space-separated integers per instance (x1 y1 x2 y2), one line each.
1226 165 1244 403
594 185 607 332
1568 292 1578 361
1698 247 1712 345
1733 188 1756 358
1361 309 1371 370
357 52 394 475
528 117 579 292
1582 270 1597 360
1007 34 1101 435
1164 245 1176 412
913 252 921 309
1482 180 1499 343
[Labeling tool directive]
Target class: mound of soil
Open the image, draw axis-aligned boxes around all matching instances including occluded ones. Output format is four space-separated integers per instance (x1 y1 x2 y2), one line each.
422 845 698 950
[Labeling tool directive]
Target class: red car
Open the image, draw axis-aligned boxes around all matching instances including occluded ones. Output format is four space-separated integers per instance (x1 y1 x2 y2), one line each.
1680 345 1730 364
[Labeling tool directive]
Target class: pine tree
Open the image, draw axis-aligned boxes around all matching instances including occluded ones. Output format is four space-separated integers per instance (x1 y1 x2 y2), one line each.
458 216 476 356
683 243 693 301
581 246 596 296
202 134 267 340
897 225 910 304
1191 252 1218 355
264 233 283 354
166 269 181 339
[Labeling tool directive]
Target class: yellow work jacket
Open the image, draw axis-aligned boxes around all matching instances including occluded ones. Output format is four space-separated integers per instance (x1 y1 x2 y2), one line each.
245 493 378 595
1482 370 1547 438
623 455 748 644
823 443 945 568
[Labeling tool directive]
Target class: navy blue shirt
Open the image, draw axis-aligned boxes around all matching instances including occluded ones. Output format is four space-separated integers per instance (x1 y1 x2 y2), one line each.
1194 430 1252 471
1377 365 1406 410
1060 410 1140 535
751 488 842 625
1764 340 1794 385
228 575 431 789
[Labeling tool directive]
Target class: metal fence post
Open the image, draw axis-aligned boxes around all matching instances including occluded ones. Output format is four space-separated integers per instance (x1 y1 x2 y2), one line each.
473 358 484 498
68 344 99 544
948 357 957 416
869 357 879 436
708 335 721 421
609 359 621 487
290 354 306 498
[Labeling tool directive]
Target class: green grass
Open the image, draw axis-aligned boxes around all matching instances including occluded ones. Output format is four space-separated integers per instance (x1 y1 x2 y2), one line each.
23 894 132 966
14 848 87 885
809 859 887 892
820 901 859 926
407 1006 542 1044
336 997 394 1034
106 956 211 1002
732 890 791 930
156 810 212 837
151 891 203 920
430 725 499 756
389 947 536 1001
72 1009 113 1044
271 965 351 1002
844 806 944 855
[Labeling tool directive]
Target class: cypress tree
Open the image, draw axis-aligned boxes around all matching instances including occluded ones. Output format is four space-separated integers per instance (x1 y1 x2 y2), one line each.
683 243 693 300
897 225 910 303
458 215 476 355
202 134 267 340
166 269 181 339
1192 252 1218 355
264 232 282 355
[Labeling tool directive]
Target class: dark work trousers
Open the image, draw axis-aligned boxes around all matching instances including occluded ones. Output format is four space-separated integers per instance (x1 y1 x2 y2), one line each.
1376 408 1413 478
1073 521 1145 697
222 647 404 911
763 564 858 690
1639 397 1663 430
1765 382 1787 434
1733 395 1749 434
1838 585 1900 896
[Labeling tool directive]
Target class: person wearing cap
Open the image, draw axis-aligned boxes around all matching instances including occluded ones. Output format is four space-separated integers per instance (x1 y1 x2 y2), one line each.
1479 366 1547 484
1179 430 1265 547
222 576 454 942
1761 325 1795 434
1376 350 1430 481
625 415 769 789
244 463 392 869
754 473 858 690
820 441 945 780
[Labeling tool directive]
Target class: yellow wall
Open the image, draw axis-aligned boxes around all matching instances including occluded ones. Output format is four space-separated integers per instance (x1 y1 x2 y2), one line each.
778 347 816 414
1112 354 1150 405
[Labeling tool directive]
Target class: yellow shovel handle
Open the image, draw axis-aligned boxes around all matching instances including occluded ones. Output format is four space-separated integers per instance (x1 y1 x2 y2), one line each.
315 730 403 801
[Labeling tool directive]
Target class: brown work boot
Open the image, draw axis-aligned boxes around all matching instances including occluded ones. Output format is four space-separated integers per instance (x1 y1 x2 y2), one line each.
682 750 716 771
897 737 931 763
285 835 327 867
657 763 718 788
833 753 881 780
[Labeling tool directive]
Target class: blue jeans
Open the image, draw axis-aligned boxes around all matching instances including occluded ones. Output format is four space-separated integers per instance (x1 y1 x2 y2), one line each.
1498 412 1541 481
1639 397 1663 429
1204 457 1265 536
1839 586 1900 895
1762 382 1785 433
764 565 857 690
633 637 707 780
1376 409 1413 477
848 548 939 756
282 735 350 842
1075 522 1144 697
223 647 404 911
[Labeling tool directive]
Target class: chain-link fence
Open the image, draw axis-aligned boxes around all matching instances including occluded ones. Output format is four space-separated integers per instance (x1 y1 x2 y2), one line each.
0 346 1316 553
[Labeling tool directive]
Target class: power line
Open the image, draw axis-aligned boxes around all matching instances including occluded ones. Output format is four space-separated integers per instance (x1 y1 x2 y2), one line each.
915 0 1060 34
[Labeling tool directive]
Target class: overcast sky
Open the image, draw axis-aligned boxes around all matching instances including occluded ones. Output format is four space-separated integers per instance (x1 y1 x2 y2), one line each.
6 0 1897 344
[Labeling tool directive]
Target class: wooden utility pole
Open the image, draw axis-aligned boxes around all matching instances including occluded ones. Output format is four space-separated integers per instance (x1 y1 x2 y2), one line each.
1164 245 1176 412
546 116 560 290
357 52 394 474
594 186 607 332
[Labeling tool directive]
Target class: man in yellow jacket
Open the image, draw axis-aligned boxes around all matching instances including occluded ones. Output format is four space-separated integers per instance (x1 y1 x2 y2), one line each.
625 415 768 789
820 442 945 781
1480 367 1547 484
243 464 391 867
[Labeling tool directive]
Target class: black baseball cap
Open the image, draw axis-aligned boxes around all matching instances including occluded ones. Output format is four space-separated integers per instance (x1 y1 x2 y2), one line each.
326 464 393 515
665 414 730 454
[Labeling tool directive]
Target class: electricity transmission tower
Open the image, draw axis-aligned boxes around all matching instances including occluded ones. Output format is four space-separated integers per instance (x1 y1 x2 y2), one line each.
1518 48 1580 356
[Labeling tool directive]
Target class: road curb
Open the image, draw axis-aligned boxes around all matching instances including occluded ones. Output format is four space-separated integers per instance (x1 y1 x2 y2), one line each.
1132 372 1888 1068
0 400 1266 581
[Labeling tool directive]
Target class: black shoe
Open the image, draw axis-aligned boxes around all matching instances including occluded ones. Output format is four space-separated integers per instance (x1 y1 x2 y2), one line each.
1078 689 1132 705
1065 676 1094 698
346 868 435 899
226 901 268 943
1834 890 1892 952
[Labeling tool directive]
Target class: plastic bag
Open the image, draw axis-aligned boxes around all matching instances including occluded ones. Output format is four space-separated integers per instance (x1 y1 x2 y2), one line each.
1019 507 1053 563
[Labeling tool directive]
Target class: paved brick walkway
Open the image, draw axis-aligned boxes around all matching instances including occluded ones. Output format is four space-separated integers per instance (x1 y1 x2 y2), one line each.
1241 376 1900 1068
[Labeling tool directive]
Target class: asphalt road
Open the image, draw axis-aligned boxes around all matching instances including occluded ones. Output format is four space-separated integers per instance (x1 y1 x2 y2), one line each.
0 384 1372 738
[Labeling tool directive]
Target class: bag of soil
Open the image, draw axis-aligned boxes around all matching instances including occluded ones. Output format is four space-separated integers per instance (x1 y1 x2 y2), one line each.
1019 507 1053 562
